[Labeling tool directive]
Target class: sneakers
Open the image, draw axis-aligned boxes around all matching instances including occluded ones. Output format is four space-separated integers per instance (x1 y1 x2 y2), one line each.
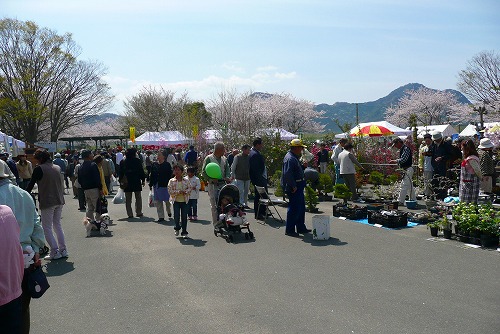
60 249 69 258
181 231 189 238
192 216 198 221
44 251 62 260
188 216 193 221
174 230 180 236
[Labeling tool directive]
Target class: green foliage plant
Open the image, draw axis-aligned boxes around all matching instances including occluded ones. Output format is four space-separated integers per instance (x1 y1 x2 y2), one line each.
305 184 319 211
369 171 384 185
334 184 352 204
317 173 334 195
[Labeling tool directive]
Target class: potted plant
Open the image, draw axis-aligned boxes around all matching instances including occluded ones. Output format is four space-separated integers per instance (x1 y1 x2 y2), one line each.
305 184 319 213
333 184 352 205
437 215 453 239
427 220 439 237
317 173 334 201
477 204 500 248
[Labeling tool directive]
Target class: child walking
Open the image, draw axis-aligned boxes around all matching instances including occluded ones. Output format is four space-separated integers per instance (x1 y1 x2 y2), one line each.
186 167 201 221
168 165 190 237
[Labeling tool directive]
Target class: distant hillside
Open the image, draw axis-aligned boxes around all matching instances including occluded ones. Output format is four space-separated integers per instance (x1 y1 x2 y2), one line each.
88 84 471 134
314 83 471 133
84 112 122 124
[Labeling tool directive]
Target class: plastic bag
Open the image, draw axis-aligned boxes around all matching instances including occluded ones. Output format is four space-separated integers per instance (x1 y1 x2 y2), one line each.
111 175 119 187
148 189 155 208
112 188 125 204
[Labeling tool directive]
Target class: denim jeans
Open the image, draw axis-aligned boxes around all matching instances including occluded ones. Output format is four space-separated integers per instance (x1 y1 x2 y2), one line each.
173 201 188 233
188 198 198 217
234 179 250 206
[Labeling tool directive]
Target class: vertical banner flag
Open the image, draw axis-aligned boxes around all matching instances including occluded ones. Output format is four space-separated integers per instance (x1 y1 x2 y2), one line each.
129 127 135 143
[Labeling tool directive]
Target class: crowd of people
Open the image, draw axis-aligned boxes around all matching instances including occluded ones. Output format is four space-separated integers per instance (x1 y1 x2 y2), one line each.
0 130 498 331
329 130 498 205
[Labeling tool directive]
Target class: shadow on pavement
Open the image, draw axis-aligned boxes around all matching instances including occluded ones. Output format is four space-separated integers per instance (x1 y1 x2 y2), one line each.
189 219 212 225
254 217 284 229
44 259 75 277
177 237 207 247
301 235 348 247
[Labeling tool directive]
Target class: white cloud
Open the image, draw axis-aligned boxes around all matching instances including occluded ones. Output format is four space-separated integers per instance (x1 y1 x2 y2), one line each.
221 62 246 73
257 65 278 72
103 68 298 113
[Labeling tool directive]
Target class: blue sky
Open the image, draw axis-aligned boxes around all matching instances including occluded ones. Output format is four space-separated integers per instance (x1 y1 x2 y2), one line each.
3 0 499 114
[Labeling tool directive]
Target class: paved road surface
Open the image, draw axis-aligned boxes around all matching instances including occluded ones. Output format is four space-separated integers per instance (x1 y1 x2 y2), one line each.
32 187 499 334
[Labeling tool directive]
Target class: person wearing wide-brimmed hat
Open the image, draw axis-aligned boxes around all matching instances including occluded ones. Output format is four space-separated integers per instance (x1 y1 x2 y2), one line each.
478 138 495 193
281 139 311 237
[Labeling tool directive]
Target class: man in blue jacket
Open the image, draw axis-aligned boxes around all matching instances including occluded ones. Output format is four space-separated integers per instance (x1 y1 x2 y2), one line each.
281 139 311 237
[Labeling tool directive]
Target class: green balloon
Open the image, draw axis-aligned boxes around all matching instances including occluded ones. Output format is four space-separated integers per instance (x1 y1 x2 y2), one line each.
205 162 222 179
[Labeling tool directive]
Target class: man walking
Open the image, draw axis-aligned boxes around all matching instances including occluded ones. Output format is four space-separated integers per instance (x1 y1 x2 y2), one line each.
201 142 231 230
281 139 311 237
231 144 251 208
249 138 268 220
78 150 103 221
430 131 451 199
390 138 415 205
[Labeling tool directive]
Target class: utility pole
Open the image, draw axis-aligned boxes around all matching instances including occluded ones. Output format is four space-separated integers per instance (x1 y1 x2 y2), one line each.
356 103 359 125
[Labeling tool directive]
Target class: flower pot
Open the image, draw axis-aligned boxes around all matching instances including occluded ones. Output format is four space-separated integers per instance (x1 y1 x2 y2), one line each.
430 227 438 237
405 200 417 210
386 201 399 210
443 229 452 239
480 234 499 248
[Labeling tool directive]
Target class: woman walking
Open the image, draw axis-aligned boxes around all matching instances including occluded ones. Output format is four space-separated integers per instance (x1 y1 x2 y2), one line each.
459 139 482 204
168 165 190 238
149 149 173 222
119 148 146 218
26 149 68 260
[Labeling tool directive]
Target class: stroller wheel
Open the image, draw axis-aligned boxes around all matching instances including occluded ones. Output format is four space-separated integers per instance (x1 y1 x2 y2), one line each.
244 233 249 240
214 229 218 237
226 235 233 243
249 232 254 239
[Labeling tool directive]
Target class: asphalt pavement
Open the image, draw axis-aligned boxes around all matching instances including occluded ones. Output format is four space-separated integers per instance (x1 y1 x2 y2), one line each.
32 187 500 334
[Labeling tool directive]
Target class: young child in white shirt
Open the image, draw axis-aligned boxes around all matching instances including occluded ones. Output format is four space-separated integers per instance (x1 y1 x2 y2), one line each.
186 167 201 221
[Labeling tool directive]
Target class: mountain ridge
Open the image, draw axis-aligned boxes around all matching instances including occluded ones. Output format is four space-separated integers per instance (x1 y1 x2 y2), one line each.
87 83 471 133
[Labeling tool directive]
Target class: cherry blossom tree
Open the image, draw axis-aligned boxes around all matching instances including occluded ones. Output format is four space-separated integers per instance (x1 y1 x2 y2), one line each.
385 87 472 127
206 89 325 148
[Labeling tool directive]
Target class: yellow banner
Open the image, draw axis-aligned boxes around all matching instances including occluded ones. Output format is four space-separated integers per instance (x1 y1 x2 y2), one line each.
129 127 135 143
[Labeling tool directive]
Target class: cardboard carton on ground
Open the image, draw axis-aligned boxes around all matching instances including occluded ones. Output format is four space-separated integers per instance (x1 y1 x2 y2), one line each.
312 215 331 240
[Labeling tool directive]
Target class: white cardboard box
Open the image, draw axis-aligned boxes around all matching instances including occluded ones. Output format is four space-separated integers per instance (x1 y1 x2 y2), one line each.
312 215 331 240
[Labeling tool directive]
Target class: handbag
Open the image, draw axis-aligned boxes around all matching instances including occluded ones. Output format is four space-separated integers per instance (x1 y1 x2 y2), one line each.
97 195 108 214
27 265 50 298
112 188 125 204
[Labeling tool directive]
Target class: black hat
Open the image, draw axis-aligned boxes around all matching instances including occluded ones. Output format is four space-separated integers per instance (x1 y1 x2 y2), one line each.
423 133 432 139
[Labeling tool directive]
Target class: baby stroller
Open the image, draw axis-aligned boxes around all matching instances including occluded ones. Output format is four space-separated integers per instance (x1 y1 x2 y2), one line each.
214 184 254 243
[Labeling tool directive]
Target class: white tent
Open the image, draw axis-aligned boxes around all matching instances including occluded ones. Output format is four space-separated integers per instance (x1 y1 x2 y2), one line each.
258 128 298 140
0 131 26 157
344 121 412 137
459 124 479 137
413 124 458 138
130 131 191 146
202 129 222 143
